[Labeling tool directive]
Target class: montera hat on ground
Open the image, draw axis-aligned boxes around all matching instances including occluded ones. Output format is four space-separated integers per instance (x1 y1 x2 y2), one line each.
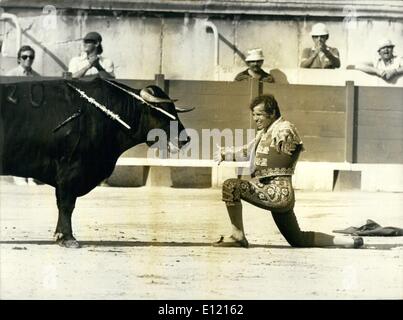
310 23 329 36
245 48 264 62
377 39 395 51
84 32 102 42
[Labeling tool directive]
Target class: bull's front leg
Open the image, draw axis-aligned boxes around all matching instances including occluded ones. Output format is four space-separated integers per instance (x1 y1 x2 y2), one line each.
54 187 79 248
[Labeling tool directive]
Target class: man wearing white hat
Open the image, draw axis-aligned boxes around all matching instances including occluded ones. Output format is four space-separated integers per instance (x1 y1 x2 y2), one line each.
300 23 340 69
234 48 274 82
349 39 403 81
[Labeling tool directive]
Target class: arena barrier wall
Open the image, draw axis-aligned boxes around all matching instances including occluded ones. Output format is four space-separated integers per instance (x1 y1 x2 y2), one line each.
1 75 401 191
110 75 403 191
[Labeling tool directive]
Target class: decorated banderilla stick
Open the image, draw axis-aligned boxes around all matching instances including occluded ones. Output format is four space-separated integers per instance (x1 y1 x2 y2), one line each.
53 109 82 133
67 82 131 130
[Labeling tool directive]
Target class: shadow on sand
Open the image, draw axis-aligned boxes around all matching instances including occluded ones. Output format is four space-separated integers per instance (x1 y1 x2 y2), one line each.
0 239 285 249
0 240 402 250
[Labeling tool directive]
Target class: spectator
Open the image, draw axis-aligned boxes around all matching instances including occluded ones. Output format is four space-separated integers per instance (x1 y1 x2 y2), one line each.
6 45 40 77
300 23 340 69
234 48 274 82
68 31 115 79
6 45 40 186
69 32 114 188
348 39 403 81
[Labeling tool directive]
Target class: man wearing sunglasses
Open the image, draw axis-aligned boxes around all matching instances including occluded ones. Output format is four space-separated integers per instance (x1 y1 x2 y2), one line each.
6 45 40 185
6 45 40 77
300 23 340 69
68 31 115 79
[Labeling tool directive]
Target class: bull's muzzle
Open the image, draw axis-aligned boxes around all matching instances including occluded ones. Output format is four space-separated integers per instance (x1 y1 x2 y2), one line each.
168 135 191 154
179 135 191 149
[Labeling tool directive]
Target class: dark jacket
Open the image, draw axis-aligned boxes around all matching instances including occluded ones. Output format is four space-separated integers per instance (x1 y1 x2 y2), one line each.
234 68 274 83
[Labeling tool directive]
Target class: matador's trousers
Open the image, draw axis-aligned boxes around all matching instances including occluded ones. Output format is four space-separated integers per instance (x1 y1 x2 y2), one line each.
222 176 334 247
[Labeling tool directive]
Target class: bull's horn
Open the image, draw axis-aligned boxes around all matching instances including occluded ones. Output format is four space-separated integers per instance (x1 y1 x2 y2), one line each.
140 89 177 104
175 106 195 113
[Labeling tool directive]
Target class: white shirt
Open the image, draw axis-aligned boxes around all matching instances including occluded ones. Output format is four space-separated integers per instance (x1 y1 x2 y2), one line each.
6 65 40 77
374 56 403 71
68 53 115 77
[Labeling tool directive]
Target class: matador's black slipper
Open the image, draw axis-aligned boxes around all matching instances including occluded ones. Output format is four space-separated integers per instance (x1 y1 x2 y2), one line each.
213 235 249 248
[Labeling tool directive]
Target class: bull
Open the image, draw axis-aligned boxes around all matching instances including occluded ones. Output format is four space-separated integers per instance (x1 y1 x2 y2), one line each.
0 77 192 248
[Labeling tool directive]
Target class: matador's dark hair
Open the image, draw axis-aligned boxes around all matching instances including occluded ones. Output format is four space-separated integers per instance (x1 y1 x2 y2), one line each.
249 94 281 118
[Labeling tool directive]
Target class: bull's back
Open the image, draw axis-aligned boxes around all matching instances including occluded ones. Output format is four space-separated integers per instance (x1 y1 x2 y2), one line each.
0 80 81 179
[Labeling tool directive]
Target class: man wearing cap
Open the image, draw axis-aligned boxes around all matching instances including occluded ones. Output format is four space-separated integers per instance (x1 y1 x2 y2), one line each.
349 39 403 81
300 23 340 69
68 32 115 79
234 48 274 82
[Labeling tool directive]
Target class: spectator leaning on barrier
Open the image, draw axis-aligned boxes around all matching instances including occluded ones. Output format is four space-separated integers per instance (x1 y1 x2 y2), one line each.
234 48 274 83
347 39 403 81
213 94 363 249
68 31 115 79
6 45 40 186
300 23 340 69
6 45 40 77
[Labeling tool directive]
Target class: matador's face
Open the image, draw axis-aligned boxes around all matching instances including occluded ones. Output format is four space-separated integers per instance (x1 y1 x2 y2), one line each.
252 103 276 131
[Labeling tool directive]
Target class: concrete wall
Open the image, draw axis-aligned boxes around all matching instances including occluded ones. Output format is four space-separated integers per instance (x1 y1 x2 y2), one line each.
1 6 403 83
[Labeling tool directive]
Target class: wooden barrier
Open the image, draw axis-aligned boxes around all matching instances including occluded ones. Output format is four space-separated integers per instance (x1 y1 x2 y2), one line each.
262 83 346 162
355 86 403 164
1 75 401 165
110 76 403 190
116 75 403 165
1 75 402 189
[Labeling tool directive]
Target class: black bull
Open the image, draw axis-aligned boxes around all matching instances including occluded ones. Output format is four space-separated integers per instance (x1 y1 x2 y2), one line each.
0 78 191 248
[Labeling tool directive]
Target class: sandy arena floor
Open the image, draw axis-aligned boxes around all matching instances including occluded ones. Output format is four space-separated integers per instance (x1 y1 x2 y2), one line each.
0 181 402 299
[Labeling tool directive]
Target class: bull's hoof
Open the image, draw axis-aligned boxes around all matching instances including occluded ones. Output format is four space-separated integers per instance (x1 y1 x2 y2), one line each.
54 233 81 248
58 239 81 249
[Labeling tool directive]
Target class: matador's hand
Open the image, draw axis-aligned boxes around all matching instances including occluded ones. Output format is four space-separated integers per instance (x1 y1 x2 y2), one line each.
213 144 224 165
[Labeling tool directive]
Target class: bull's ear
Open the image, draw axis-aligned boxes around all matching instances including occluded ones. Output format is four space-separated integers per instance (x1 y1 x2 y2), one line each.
175 106 195 113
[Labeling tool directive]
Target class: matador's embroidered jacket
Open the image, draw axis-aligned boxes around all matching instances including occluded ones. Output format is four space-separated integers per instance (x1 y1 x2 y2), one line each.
222 117 304 178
